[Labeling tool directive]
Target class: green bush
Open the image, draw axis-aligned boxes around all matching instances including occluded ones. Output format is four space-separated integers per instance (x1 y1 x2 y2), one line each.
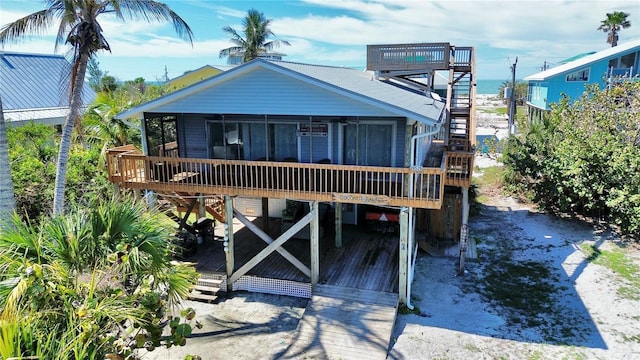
503 80 640 236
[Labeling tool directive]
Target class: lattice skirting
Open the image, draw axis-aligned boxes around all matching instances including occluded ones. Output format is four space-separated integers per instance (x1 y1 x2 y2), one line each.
231 276 311 298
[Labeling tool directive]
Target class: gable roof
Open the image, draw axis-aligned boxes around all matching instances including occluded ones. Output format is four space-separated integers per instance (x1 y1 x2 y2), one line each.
0 51 96 125
524 39 640 81
117 59 445 126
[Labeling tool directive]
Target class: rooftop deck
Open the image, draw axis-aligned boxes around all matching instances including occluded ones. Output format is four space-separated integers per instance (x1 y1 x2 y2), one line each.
366 43 473 73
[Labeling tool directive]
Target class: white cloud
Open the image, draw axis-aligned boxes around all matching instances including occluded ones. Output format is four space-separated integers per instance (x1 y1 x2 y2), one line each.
3 0 639 80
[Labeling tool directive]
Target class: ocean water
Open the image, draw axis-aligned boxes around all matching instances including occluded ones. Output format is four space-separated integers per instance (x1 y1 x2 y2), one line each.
476 79 507 95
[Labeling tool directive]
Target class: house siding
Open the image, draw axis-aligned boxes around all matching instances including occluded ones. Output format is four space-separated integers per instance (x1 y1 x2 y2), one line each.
526 43 640 109
152 68 403 117
170 113 408 168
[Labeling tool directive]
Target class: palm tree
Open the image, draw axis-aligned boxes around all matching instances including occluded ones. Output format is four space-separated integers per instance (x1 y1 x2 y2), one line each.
598 11 631 47
0 198 198 358
219 8 290 63
0 96 16 225
0 0 193 215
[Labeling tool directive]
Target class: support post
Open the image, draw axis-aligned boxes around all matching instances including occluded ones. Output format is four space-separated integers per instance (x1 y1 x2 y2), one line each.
508 57 518 135
310 201 320 291
334 203 342 248
198 194 205 218
224 196 235 292
262 197 269 234
399 207 409 305
458 187 470 275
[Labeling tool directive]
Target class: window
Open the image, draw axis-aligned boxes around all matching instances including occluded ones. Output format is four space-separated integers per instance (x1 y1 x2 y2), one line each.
343 123 394 166
145 115 178 156
566 68 589 82
207 122 244 159
620 52 637 68
270 123 298 161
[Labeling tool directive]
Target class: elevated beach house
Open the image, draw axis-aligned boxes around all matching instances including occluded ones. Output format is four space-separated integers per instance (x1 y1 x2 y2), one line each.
525 39 640 122
0 51 95 127
106 43 476 306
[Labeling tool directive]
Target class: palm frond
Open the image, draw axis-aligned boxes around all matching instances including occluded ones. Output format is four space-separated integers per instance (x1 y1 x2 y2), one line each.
114 0 193 44
0 9 55 45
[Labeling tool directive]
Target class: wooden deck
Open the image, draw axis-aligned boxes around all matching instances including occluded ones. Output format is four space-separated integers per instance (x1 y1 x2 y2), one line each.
106 145 475 210
284 284 398 360
186 217 399 293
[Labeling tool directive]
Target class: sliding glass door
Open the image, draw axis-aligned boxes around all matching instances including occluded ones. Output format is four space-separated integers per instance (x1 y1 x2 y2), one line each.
343 122 394 166
207 121 298 161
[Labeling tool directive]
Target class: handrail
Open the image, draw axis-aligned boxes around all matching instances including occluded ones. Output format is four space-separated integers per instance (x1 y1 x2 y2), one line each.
444 151 475 187
106 149 447 209
106 144 141 182
367 43 451 71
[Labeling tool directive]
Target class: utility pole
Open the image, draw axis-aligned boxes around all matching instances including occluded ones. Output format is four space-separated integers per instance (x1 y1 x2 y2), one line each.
509 57 518 135
540 61 549 71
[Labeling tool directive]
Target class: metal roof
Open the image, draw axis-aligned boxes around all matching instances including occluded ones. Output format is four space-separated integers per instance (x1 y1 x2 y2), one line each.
0 51 96 124
525 39 640 81
266 60 445 123
117 58 445 126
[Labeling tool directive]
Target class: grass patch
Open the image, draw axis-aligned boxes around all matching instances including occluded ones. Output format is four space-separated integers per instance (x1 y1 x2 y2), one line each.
580 244 640 300
480 260 558 315
473 165 504 189
474 258 580 342
623 334 640 344
470 165 505 215
398 304 421 315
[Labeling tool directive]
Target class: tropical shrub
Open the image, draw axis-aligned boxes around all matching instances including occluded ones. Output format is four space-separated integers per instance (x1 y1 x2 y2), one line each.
503 80 640 236
8 123 114 220
0 198 199 359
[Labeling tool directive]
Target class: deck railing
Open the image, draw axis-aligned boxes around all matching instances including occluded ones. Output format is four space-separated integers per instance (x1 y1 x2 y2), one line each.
451 47 473 68
444 151 474 187
107 149 449 208
367 43 451 72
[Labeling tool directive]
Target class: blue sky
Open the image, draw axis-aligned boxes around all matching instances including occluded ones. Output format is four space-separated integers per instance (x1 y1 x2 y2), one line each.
2 0 639 81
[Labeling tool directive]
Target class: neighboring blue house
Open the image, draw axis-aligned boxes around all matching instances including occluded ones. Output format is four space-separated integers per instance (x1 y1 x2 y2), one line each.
0 51 96 127
524 39 640 121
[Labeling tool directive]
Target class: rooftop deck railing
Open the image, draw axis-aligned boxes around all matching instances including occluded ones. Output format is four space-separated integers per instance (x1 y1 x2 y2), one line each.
451 47 473 68
107 148 454 209
367 43 451 72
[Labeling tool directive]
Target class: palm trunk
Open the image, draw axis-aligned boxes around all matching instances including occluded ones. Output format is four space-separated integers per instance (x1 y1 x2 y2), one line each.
0 96 16 224
52 51 90 215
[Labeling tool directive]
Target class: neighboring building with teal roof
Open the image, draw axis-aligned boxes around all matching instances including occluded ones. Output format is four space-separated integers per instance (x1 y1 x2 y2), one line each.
524 39 640 121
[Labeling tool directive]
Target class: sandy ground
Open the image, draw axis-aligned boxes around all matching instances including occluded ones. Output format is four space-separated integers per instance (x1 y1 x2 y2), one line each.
142 98 640 360
389 192 640 360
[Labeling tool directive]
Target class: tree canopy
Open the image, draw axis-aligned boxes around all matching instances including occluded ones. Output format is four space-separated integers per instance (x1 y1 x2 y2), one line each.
219 8 290 63
0 0 193 214
503 80 640 237
598 11 632 47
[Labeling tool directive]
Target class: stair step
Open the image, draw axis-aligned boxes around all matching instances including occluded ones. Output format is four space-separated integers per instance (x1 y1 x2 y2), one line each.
188 290 218 302
198 278 223 287
193 284 220 294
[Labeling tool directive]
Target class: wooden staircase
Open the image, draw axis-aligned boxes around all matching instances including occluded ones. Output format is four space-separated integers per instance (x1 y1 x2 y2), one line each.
156 191 226 228
446 46 475 153
366 43 476 188
188 275 224 302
